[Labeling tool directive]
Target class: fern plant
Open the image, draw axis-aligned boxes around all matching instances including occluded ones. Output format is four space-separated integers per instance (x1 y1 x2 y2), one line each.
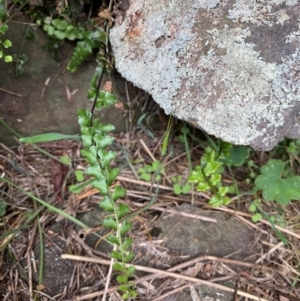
78 65 137 299
0 1 12 63
189 142 249 207
0 24 12 62
42 17 106 72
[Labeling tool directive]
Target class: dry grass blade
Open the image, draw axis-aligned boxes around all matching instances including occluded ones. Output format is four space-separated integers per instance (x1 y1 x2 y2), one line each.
61 254 270 301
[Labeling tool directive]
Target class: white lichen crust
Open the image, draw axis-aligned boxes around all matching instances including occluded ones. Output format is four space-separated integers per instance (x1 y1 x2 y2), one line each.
110 0 300 150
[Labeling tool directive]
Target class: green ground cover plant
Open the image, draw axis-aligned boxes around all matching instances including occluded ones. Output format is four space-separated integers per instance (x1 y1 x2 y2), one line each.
188 142 250 207
42 16 107 72
0 23 12 62
171 175 191 195
138 160 164 182
255 159 300 205
78 65 137 299
0 3 12 63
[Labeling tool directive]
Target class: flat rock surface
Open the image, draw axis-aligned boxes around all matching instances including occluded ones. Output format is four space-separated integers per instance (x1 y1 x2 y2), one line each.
156 204 258 261
0 15 138 145
133 203 260 301
110 0 300 150
69 204 260 300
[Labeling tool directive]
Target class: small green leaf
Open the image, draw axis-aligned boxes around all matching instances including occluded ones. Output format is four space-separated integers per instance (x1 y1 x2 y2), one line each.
119 285 137 299
99 196 114 212
86 163 102 178
204 161 222 175
252 213 262 222
77 109 92 126
227 145 250 167
138 167 146 174
173 183 181 195
119 284 129 292
107 234 119 245
120 220 132 235
111 251 122 260
106 167 119 185
122 237 133 249
181 184 191 194
43 16 51 24
140 173 151 181
52 18 68 30
116 275 128 284
0 24 9 35
189 169 205 183
255 159 300 205
113 262 126 272
196 181 210 192
54 30 66 40
3 39 12 48
4 55 12 62
81 146 98 165
98 149 116 167
96 123 115 134
218 186 229 197
87 89 97 101
60 156 72 165
95 91 117 108
51 18 61 28
112 186 127 201
117 203 130 219
75 169 84 182
92 177 108 195
93 134 114 149
181 125 190 135
227 185 236 194
65 31 76 40
125 265 135 276
209 195 223 207
248 203 257 212
103 217 117 230
152 160 160 170
44 24 55 35
155 174 162 181
220 196 231 206
210 173 221 185
124 251 135 263
80 126 93 148
146 165 154 173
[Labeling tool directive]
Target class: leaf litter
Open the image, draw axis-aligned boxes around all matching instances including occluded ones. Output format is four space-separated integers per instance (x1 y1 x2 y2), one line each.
0 125 300 301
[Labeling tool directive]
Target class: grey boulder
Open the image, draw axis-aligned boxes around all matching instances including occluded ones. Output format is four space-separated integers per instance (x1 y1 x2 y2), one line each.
110 0 300 150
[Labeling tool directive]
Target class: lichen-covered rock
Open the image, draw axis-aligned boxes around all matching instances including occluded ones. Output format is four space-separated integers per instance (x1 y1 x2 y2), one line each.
110 0 300 150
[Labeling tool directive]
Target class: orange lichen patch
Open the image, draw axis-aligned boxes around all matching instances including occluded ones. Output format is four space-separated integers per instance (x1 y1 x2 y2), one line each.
103 81 112 92
115 101 124 110
98 9 111 21
125 10 144 40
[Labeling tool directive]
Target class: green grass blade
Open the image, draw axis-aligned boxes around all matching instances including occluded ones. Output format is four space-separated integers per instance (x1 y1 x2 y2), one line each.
19 133 81 143
0 176 88 229
256 206 288 245
161 115 173 157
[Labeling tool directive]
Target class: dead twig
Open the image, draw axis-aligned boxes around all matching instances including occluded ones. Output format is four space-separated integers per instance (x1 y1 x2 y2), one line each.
61 254 270 301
